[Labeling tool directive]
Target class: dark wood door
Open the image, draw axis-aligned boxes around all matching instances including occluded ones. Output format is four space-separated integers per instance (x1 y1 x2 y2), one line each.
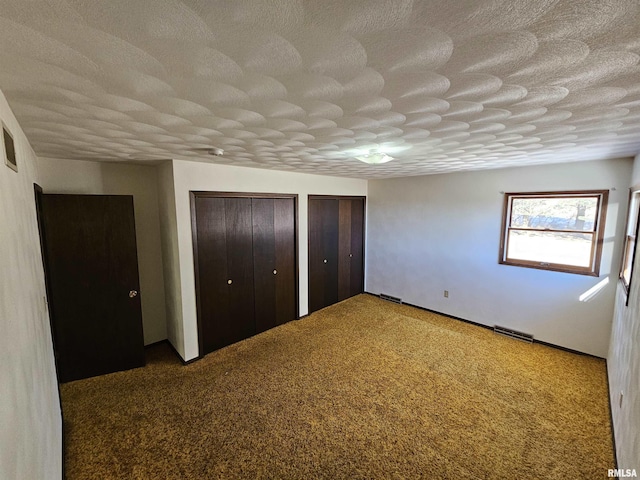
349 198 365 298
40 194 145 383
194 197 255 354
308 198 339 313
338 198 365 300
273 198 297 325
338 199 353 302
253 198 297 333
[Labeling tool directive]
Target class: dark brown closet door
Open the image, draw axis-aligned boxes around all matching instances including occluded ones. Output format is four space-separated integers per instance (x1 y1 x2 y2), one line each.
273 198 297 326
349 198 365 298
338 200 353 301
338 198 365 300
194 197 255 354
252 198 276 333
252 198 296 333
39 194 144 383
308 198 339 313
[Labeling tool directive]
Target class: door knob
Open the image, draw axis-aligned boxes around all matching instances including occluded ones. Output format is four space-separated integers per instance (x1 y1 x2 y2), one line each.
349 253 353 258
273 269 277 275
227 279 233 285
323 259 327 263
129 290 138 298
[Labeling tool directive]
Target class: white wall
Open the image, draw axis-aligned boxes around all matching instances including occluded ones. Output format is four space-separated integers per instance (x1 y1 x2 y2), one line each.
608 153 640 468
156 161 184 357
168 159 367 360
0 92 61 478
36 158 167 345
367 158 632 357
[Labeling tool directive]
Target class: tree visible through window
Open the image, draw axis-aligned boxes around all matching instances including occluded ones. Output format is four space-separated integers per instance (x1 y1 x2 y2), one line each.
500 191 609 276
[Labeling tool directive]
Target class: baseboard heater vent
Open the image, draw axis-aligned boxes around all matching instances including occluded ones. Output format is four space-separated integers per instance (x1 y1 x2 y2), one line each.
493 325 533 343
379 293 402 304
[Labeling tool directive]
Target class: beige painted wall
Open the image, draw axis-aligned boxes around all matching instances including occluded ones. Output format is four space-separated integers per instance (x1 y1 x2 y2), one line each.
367 158 632 357
0 91 61 478
608 153 640 469
156 161 183 356
165 159 368 360
36 158 167 345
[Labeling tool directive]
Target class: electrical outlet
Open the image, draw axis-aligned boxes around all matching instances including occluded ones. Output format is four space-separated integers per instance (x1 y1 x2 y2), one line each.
619 391 624 408
444 290 449 298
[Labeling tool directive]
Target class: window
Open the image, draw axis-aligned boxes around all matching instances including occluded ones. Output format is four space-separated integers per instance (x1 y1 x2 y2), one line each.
499 190 608 276
620 187 640 295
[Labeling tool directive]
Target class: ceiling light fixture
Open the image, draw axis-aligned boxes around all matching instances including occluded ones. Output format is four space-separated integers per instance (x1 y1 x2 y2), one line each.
207 147 224 157
354 150 394 164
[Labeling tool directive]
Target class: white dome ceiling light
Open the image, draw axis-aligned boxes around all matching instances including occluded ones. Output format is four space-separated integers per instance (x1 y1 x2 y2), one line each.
354 150 394 164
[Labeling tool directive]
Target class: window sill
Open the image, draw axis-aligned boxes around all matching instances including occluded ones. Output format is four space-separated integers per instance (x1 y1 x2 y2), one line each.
499 259 599 277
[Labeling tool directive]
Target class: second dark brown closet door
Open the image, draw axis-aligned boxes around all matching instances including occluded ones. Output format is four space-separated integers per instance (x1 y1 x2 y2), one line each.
309 196 365 314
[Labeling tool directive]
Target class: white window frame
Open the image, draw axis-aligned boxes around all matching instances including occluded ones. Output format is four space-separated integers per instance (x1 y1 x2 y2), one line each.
620 187 640 302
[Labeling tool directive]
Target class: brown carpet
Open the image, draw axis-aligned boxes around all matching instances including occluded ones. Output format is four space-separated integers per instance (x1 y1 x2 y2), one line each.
61 294 615 479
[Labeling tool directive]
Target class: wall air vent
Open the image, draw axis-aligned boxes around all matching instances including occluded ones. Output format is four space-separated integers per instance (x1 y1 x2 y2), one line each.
379 293 402 304
493 325 533 343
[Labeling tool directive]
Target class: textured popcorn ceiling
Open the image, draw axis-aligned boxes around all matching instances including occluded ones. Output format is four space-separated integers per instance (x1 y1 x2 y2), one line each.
1 1 640 178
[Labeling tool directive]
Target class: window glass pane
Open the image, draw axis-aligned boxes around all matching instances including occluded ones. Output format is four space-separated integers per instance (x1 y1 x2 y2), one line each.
510 197 598 232
628 193 640 235
622 237 635 285
507 230 592 267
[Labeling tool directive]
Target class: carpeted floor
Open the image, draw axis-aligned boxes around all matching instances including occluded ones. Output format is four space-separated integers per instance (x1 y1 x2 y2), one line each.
60 294 615 479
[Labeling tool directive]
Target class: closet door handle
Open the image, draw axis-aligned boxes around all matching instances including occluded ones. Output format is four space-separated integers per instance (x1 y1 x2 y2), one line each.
323 259 327 264
129 290 138 298
349 253 353 258
227 279 233 285
273 269 277 275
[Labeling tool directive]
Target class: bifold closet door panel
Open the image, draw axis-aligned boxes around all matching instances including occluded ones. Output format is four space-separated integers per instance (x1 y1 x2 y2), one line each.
194 197 228 354
273 198 296 326
195 197 255 353
309 198 339 313
338 200 352 301
225 198 256 344
252 198 296 333
338 198 365 301
252 198 276 333
349 198 365 298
